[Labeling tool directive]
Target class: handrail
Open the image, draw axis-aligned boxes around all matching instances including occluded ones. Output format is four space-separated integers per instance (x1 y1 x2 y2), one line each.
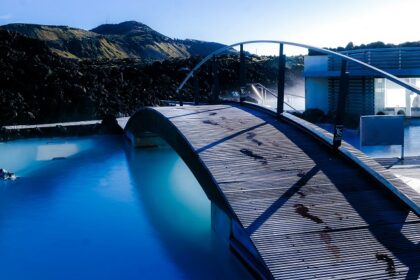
250 83 305 99
248 83 298 111
250 83 278 98
176 40 420 96
283 101 297 112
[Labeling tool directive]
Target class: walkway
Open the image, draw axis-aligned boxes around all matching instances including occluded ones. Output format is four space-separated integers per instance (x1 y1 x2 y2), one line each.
125 104 420 279
376 156 420 194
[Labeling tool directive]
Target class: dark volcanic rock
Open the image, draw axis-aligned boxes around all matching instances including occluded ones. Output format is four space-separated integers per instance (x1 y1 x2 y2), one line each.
0 168 16 180
0 30 186 125
0 30 303 129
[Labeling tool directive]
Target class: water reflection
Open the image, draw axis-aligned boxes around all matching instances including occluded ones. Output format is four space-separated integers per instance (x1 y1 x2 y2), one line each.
0 137 98 176
0 136 252 279
124 144 252 279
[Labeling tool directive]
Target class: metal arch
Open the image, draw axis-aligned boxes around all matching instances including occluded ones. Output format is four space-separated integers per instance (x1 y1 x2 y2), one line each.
176 39 420 96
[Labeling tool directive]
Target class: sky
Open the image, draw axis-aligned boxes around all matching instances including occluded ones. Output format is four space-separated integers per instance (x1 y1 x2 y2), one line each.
1 0 420 55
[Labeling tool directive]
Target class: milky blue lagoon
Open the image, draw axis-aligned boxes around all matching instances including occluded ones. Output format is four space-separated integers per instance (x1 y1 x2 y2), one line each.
0 136 252 279
3 121 418 279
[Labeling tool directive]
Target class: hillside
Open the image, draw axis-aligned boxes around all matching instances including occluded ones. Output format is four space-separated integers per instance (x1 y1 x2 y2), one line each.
0 23 127 59
0 21 231 60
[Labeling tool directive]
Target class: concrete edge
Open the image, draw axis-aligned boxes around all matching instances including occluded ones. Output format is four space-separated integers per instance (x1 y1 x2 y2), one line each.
1 118 124 142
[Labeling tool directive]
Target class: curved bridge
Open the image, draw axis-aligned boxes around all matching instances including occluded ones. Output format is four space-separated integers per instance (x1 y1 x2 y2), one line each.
125 104 420 279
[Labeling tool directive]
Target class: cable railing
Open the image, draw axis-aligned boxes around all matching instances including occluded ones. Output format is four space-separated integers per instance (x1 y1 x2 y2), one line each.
246 83 302 112
176 40 420 148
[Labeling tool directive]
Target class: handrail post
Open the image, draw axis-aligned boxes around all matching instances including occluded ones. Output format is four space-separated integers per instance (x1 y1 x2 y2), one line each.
239 44 246 104
277 43 286 118
333 60 349 148
177 89 183 106
193 73 199 105
211 56 220 104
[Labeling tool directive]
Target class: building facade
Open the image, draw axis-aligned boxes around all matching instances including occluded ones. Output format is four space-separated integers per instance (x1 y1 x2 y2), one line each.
304 47 420 118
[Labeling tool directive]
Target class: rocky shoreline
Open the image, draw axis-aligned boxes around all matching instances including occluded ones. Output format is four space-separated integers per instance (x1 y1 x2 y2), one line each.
0 115 123 142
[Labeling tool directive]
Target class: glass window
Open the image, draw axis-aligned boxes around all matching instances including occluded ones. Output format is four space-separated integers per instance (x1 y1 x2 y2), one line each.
385 88 405 108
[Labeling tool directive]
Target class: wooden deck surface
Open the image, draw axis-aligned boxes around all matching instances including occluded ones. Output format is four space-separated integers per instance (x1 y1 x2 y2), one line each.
135 104 420 279
375 156 420 194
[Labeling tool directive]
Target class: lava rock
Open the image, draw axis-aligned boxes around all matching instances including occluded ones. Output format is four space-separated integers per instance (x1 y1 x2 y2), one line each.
0 30 303 128
0 168 16 180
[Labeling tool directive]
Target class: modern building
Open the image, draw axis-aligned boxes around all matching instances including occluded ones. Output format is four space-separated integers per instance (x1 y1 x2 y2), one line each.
304 47 420 117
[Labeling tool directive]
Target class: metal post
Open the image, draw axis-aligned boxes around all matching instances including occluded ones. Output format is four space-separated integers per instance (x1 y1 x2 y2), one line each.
333 60 349 148
277 43 286 118
177 89 183 106
263 87 265 105
211 56 220 104
401 143 405 160
239 44 246 104
406 78 412 117
193 74 199 105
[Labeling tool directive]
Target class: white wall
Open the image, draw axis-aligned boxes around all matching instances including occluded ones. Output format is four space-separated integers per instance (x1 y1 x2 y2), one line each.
304 55 329 72
304 56 329 113
305 78 329 113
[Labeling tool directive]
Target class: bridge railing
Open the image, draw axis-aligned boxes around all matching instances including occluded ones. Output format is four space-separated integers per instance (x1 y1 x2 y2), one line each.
176 40 420 148
244 83 303 112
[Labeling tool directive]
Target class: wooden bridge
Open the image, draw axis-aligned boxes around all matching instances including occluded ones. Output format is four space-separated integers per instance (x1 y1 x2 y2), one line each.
125 103 420 280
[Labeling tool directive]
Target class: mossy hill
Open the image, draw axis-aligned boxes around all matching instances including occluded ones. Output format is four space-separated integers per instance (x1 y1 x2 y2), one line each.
1 21 231 60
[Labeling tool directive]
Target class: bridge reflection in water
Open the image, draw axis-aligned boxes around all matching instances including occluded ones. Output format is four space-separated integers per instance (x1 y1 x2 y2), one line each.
124 143 253 279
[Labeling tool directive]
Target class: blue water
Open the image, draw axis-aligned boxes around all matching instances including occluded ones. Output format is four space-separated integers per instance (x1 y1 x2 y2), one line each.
319 123 420 158
0 136 252 279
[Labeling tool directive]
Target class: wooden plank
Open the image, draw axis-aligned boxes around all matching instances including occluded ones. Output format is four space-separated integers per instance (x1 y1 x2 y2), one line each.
130 104 420 280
